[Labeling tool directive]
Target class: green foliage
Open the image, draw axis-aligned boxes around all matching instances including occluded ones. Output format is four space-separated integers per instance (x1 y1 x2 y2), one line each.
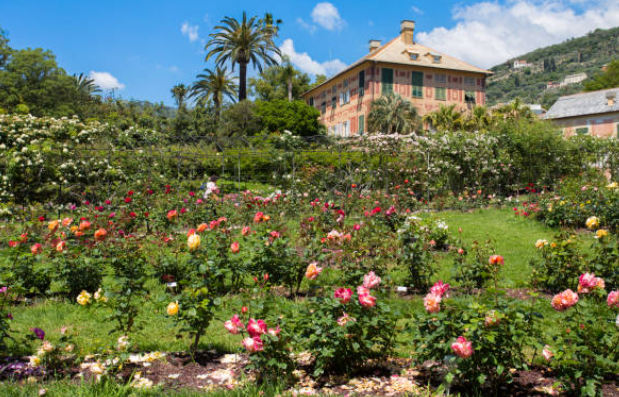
584 59 619 91
296 287 397 377
397 215 437 291
530 233 586 293
255 99 322 136
249 60 312 101
454 238 495 291
367 93 418 134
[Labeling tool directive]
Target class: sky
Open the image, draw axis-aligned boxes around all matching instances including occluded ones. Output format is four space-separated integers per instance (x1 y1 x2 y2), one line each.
1 0 618 106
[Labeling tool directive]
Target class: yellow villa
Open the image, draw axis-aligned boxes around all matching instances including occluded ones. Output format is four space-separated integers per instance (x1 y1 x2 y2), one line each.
301 20 493 136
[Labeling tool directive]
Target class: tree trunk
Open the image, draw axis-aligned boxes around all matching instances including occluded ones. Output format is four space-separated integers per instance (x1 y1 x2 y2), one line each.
287 78 293 102
239 62 247 101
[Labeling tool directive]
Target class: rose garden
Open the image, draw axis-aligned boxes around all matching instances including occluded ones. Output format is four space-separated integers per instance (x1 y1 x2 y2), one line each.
1 113 619 397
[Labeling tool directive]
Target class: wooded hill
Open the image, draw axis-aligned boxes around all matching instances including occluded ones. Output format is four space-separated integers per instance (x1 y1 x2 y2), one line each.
486 26 619 109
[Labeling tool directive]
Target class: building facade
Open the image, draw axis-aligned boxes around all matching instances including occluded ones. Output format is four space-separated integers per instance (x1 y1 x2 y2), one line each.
301 21 492 136
544 88 619 138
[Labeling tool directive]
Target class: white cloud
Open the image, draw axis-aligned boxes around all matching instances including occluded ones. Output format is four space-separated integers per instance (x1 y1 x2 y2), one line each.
311 2 346 31
181 22 199 42
88 71 125 90
296 18 317 33
416 0 619 69
411 5 424 15
280 38 347 76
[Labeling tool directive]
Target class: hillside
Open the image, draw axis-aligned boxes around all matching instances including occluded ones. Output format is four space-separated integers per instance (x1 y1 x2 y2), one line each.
486 26 619 109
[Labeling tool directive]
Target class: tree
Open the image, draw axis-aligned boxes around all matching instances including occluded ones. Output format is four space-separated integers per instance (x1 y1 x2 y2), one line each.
171 84 189 110
206 12 282 101
189 67 238 119
218 100 261 137
493 98 534 121
465 105 492 132
584 59 619 92
249 60 312 101
310 74 327 89
0 25 11 68
422 104 464 132
0 47 75 116
367 94 419 134
255 99 323 136
73 73 101 97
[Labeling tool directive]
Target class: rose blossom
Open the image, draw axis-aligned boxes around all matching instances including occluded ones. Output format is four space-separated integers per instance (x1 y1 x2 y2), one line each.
230 241 240 253
246 319 267 337
31 243 43 255
423 293 441 313
224 315 244 335
451 336 473 359
334 288 353 304
542 345 553 361
305 262 322 280
430 280 450 297
607 290 619 308
337 312 355 327
551 289 579 311
578 273 604 294
242 336 264 353
359 292 376 308
362 271 381 289
489 255 504 266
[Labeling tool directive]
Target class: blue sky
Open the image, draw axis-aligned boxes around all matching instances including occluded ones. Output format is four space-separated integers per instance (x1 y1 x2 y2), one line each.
1 0 618 106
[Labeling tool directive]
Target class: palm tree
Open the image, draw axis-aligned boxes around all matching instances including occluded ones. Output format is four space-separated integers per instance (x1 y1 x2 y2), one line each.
493 98 534 121
206 12 282 101
189 67 238 119
260 13 282 37
73 73 101 96
465 105 492 132
367 94 418 134
423 104 464 132
171 84 189 110
280 57 295 102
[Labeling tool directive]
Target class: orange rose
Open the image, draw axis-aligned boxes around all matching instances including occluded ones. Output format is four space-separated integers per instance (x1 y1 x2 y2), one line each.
94 228 107 241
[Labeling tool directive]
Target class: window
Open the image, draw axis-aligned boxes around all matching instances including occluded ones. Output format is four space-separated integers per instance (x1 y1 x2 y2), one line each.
343 120 350 137
465 77 476 86
358 115 365 135
358 70 365 96
465 91 476 104
435 87 446 101
309 97 314 107
432 55 442 63
339 90 350 105
576 127 589 135
411 71 423 98
321 102 326 114
435 74 447 84
332 96 337 109
410 53 419 61
381 68 393 95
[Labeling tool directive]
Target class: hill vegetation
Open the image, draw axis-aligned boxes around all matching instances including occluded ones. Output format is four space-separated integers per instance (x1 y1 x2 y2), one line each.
486 26 619 108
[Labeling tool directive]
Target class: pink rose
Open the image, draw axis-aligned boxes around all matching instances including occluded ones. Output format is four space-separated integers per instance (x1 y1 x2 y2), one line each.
451 336 473 359
608 290 619 308
423 293 441 313
358 291 376 308
334 288 353 304
430 280 450 297
242 336 264 353
267 327 281 337
578 273 599 294
223 314 244 335
246 318 267 338
305 262 322 280
337 312 355 326
230 241 240 253
542 345 553 361
362 271 381 289
551 289 579 311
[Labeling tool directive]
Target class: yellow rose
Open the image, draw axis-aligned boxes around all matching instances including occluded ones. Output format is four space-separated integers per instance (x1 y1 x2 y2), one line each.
596 229 609 239
535 239 548 249
167 301 179 316
76 290 91 306
606 182 618 189
29 355 41 367
187 234 201 251
586 216 600 230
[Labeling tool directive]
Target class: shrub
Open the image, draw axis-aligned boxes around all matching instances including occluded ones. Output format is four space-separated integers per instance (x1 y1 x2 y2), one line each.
255 99 323 137
397 215 436 291
531 233 586 293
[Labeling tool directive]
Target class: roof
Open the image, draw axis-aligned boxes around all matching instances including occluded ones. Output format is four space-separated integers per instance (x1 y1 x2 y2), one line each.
302 35 492 97
544 88 619 119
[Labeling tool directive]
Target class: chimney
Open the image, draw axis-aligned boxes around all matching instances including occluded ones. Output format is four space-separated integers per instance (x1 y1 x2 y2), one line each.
369 39 381 53
400 20 415 45
606 91 616 107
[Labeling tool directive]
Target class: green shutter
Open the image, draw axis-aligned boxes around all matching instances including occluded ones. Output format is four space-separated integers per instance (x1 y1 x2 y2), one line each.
381 68 393 95
359 70 365 96
576 127 588 135
411 71 423 98
435 87 446 101
358 115 365 135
